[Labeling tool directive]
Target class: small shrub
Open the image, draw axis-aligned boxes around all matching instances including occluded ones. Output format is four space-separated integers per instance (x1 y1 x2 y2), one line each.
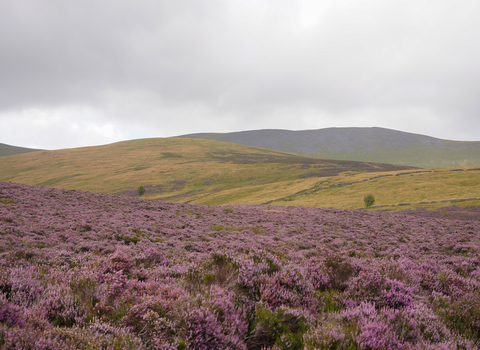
247 307 309 350
364 194 375 209
120 236 141 245
324 254 355 292
137 185 145 197
304 322 355 350
320 290 342 313
0 198 15 204
183 286 247 349
109 250 134 273
0 294 24 326
439 292 480 342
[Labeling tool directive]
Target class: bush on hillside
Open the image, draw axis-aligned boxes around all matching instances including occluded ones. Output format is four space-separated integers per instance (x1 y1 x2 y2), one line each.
364 194 375 208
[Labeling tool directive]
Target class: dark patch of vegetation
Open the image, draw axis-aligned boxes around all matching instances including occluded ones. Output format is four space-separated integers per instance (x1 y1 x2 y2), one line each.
119 236 141 245
364 194 375 208
0 198 15 204
207 150 329 165
247 308 309 350
36 174 84 187
161 152 183 158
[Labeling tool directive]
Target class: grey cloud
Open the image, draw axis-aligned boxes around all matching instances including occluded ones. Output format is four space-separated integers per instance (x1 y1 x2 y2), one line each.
1 0 480 148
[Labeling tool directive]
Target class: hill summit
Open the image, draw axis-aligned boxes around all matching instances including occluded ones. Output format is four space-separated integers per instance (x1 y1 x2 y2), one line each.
179 127 480 168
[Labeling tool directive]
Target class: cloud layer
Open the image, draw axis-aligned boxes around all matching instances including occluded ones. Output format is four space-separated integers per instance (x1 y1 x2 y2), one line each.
1 0 479 149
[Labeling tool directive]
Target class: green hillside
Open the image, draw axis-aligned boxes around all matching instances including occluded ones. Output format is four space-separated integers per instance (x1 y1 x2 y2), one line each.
0 137 411 202
0 137 479 211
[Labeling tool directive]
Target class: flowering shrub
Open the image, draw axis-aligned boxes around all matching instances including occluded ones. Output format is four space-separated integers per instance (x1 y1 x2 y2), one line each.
183 285 247 349
259 268 318 313
0 293 24 327
0 181 479 348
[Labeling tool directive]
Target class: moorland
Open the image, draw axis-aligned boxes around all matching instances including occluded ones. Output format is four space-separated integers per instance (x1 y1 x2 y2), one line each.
0 137 479 212
1 134 480 349
1 181 480 348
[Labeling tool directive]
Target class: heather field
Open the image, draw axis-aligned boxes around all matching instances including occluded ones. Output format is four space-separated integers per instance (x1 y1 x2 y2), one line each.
1 182 480 349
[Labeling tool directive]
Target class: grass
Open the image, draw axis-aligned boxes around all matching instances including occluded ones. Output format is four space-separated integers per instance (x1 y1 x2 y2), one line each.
0 138 478 212
0 138 411 198
268 167 480 211
0 198 15 204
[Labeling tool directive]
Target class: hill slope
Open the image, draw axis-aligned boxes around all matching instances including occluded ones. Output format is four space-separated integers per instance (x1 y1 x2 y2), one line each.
0 142 42 157
179 127 480 168
0 137 413 205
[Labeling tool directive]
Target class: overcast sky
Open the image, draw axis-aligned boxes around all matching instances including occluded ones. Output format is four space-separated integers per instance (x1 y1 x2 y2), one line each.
1 0 479 150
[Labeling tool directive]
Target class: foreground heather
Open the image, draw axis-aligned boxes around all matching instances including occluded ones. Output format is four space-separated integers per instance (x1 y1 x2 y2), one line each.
0 181 479 349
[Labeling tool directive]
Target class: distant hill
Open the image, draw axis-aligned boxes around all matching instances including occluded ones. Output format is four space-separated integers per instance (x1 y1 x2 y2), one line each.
178 127 480 168
0 142 42 157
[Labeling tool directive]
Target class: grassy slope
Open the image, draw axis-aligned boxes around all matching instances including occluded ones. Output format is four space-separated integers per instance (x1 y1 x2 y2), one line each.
0 138 411 203
0 137 478 211
311 144 480 168
266 167 480 211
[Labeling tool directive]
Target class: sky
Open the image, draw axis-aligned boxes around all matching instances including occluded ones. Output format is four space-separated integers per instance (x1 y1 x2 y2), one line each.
1 0 480 150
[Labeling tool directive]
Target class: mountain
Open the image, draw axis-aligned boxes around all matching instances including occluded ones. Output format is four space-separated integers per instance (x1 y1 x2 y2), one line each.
0 142 42 157
178 127 480 168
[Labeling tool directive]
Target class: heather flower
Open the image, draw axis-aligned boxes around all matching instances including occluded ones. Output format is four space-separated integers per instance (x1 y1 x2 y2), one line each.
306 258 330 291
0 293 24 327
183 285 247 349
381 278 415 309
259 267 318 314
40 285 86 327
109 249 134 273
303 322 347 349
3 267 45 308
1 181 480 348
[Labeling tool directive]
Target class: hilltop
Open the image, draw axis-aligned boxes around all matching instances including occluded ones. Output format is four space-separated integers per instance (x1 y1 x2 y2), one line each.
179 127 480 168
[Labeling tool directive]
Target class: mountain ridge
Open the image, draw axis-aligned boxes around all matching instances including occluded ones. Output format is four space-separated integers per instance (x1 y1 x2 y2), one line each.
0 142 42 157
178 127 480 168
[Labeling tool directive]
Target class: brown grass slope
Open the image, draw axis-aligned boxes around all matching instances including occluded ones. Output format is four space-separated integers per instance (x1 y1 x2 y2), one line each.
0 138 415 205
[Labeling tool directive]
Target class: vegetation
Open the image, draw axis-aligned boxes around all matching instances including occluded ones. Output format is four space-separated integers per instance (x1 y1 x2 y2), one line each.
0 138 479 212
137 185 145 197
0 198 15 204
181 128 480 168
363 194 375 208
1 181 480 348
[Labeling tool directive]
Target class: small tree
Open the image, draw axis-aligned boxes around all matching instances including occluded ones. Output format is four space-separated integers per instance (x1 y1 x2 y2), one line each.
364 194 375 209
137 185 145 197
